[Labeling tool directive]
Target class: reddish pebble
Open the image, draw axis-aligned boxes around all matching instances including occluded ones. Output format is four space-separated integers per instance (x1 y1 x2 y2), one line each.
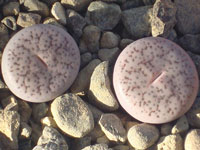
113 37 199 124
2 24 80 102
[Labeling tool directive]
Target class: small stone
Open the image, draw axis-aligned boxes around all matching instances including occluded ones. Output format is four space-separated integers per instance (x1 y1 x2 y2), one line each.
112 145 129 150
171 115 189 134
43 17 65 29
81 52 92 68
18 139 32 150
175 0 200 34
143 0 156 5
19 122 32 139
99 113 127 143
88 61 119 111
1 95 18 111
161 123 172 136
125 121 139 131
18 100 32 123
32 103 48 123
70 59 101 94
119 39 134 50
30 120 42 146
88 125 105 141
51 93 94 138
33 126 68 150
114 112 133 127
79 39 88 54
100 32 120 49
1 16 17 31
40 0 57 6
122 6 153 39
72 136 92 150
86 1 121 30
17 12 41 27
87 103 103 123
24 0 49 17
82 144 113 150
41 116 57 128
166 29 177 41
184 129 200 150
151 0 177 38
66 9 86 39
61 0 92 11
187 52 200 77
51 2 66 25
102 0 125 3
2 2 20 16
98 47 120 63
127 123 159 149
82 25 101 53
157 134 183 150
96 135 110 145
0 23 9 50
122 0 144 10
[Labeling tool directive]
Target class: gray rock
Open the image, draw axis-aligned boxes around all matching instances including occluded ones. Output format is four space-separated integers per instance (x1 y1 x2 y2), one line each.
18 100 32 123
1 95 18 111
122 6 153 39
51 93 94 138
166 29 177 41
128 123 159 149
41 116 58 128
18 139 32 150
2 2 20 16
51 2 66 25
143 0 156 5
30 120 42 146
171 115 189 134
1 16 17 31
178 34 200 54
88 61 119 111
72 136 92 150
79 39 88 54
87 103 103 123
112 145 129 150
88 125 105 141
70 59 101 94
0 23 9 50
41 0 57 6
43 17 65 29
100 32 120 49
82 144 113 150
185 129 200 150
19 122 32 139
66 9 86 39
102 0 125 3
61 0 92 11
96 135 110 145
151 0 177 38
98 47 120 63
81 52 92 68
86 1 121 30
122 0 144 10
157 134 183 150
161 123 172 136
99 113 127 143
175 0 200 34
119 39 134 50
24 0 49 17
33 126 68 150
32 103 48 123
82 25 101 53
17 12 41 27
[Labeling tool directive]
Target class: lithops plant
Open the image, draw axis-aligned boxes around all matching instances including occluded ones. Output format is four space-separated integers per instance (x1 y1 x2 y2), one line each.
1 24 80 102
113 37 199 124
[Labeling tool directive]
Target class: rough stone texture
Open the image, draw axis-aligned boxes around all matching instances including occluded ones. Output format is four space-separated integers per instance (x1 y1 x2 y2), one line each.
32 126 68 150
86 1 121 30
122 6 153 39
82 144 113 150
88 61 119 111
51 2 66 25
175 0 200 35
88 125 105 141
43 17 64 29
98 47 120 63
30 120 42 146
18 100 32 123
143 0 156 5
0 23 9 50
82 25 101 53
121 0 144 10
24 0 49 17
1 16 17 31
161 123 172 136
99 113 127 143
2 2 20 16
32 103 48 123
178 34 200 54
127 123 159 149
17 12 41 27
66 9 86 39
41 116 58 128
19 122 32 139
81 52 92 68
184 129 200 150
1 95 18 111
0 109 20 150
171 115 189 134
71 59 101 94
72 136 92 150
157 134 183 150
51 93 94 138
61 0 92 11
119 39 134 50
151 0 177 38
100 32 120 49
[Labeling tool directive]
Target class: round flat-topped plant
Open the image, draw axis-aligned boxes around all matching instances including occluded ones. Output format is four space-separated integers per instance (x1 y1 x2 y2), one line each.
113 37 199 124
1 24 80 103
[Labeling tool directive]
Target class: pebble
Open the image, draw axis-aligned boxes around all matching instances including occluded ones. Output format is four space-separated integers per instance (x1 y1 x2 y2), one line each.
119 39 134 50
88 61 119 111
18 100 32 123
96 135 110 145
32 103 48 123
87 102 103 123
17 12 41 27
125 121 139 131
98 47 120 63
1 95 18 111
70 59 101 94
100 32 120 49
143 0 156 5
43 17 64 29
99 113 127 143
157 134 183 150
171 115 189 134
72 136 92 150
2 2 20 16
1 16 17 31
30 120 42 146
86 1 121 30
187 51 200 76
61 0 92 11
122 6 153 39
41 116 57 128
51 93 94 138
122 0 144 10
82 144 113 150
81 52 93 68
184 129 200 150
32 126 68 150
88 125 105 141
161 123 173 136
0 23 9 50
51 2 66 25
24 0 49 17
112 145 129 150
127 123 159 149
40 0 57 6
19 122 32 139
151 0 177 38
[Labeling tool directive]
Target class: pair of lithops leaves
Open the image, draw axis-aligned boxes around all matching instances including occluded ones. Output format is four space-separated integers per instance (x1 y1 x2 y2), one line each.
2 24 199 124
